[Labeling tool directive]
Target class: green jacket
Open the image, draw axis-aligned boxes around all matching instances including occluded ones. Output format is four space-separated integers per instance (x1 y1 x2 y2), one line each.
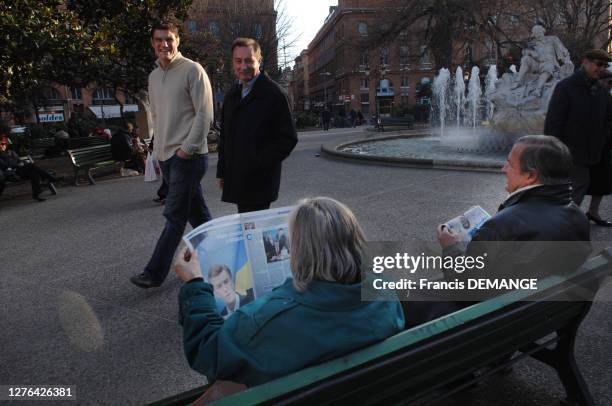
179 278 405 386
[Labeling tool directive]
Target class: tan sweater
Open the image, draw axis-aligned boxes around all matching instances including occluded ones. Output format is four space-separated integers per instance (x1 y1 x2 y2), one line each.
148 53 213 161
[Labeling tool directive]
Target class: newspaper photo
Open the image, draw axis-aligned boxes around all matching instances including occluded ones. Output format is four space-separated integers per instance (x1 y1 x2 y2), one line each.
443 205 491 244
183 206 295 318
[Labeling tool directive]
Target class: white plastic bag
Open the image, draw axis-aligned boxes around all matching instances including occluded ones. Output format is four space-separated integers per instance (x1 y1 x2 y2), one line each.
144 152 158 182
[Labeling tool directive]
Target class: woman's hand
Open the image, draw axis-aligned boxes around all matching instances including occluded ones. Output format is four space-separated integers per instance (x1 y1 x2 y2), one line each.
173 247 203 282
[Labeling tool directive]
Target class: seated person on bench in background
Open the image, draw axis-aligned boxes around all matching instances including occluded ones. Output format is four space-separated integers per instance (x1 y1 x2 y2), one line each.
173 197 405 386
0 135 57 202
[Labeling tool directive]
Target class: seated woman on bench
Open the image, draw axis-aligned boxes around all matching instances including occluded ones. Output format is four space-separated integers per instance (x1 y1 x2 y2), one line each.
173 197 405 386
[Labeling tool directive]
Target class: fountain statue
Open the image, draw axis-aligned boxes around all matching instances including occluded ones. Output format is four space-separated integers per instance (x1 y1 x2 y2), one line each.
489 25 574 134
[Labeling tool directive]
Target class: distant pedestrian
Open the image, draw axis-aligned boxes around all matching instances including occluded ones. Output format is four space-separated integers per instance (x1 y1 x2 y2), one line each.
216 37 297 213
544 48 612 205
130 21 214 289
349 109 357 127
321 108 331 131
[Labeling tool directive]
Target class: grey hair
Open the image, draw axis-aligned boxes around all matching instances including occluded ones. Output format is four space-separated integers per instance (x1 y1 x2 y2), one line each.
289 197 365 292
515 135 572 184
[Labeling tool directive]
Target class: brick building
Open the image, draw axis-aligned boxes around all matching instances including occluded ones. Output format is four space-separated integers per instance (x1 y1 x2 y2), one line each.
295 0 610 119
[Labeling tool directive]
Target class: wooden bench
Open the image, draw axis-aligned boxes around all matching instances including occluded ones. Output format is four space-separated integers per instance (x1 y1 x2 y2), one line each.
67 144 118 185
378 116 415 132
67 136 108 149
151 249 612 406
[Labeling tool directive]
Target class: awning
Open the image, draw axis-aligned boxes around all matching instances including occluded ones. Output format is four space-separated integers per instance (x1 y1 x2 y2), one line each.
88 104 139 118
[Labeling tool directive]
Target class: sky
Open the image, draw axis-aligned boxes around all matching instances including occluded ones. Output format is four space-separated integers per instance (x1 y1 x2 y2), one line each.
282 0 338 66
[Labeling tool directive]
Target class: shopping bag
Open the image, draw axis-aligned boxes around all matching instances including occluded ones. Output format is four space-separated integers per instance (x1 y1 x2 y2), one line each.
144 152 158 182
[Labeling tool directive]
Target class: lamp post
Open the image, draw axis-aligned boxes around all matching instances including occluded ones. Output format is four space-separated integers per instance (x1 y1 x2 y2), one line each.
319 71 331 108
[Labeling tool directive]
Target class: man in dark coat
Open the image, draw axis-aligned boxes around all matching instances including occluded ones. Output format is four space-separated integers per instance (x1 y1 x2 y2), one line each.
217 37 297 213
544 48 612 205
433 135 591 307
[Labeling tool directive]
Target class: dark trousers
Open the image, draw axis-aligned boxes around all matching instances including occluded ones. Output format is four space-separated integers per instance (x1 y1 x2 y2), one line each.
16 164 55 198
237 202 270 213
570 164 590 205
157 178 168 199
322 120 330 131
0 170 5 196
144 154 212 283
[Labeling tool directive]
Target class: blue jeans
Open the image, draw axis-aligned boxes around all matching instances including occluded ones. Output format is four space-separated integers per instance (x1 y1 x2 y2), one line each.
144 154 212 283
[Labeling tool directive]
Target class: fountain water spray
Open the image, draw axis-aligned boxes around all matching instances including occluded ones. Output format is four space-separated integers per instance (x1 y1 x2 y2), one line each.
433 68 451 135
484 65 498 122
454 67 465 127
466 66 482 130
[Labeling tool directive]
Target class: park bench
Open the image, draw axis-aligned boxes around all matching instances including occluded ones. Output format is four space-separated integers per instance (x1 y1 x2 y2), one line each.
66 136 108 149
151 248 612 406
67 144 118 186
378 116 415 132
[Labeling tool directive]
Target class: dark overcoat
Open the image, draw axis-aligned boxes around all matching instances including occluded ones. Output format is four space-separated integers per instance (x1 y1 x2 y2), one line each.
544 69 612 165
217 72 297 205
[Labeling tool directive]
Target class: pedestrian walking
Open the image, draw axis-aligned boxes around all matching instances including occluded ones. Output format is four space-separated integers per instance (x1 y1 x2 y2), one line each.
130 21 214 288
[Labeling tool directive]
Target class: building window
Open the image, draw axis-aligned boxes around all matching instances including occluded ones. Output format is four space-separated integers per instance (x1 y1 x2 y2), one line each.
187 20 197 33
360 50 369 69
209 21 220 37
231 22 241 37
361 78 369 89
93 88 115 104
486 39 497 61
358 22 368 37
380 47 389 66
399 46 410 67
401 75 409 88
254 23 263 39
360 93 370 104
419 45 431 66
510 14 520 26
70 87 82 100
401 95 410 105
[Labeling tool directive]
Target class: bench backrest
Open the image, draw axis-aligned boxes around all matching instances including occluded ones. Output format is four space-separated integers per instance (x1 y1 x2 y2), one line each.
67 136 108 149
67 144 114 167
30 138 55 148
207 249 612 405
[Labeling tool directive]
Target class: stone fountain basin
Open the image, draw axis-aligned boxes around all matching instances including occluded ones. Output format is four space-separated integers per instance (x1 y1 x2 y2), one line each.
322 132 509 172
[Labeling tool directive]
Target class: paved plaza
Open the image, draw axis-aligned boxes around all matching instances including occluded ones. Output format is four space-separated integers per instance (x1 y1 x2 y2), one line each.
1 128 611 405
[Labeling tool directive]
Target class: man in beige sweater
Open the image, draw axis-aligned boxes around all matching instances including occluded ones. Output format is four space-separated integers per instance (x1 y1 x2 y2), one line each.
131 22 213 289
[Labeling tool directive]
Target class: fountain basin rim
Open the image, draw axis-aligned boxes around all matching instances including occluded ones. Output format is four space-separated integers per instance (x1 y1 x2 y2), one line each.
321 132 504 172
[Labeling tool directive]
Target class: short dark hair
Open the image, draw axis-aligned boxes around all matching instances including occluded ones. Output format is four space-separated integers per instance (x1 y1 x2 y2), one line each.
231 37 262 62
515 135 572 185
150 21 179 39
208 264 232 280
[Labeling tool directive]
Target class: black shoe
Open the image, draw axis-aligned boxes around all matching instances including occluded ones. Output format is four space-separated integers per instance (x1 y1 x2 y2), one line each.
33 195 46 202
586 212 612 227
152 197 165 204
130 273 162 288
48 182 58 195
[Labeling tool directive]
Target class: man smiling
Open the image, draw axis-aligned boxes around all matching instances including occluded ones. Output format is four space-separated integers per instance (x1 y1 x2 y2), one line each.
131 22 213 289
217 37 297 213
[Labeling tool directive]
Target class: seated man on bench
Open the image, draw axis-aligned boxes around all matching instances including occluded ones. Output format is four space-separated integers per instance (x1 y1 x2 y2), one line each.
435 135 591 304
0 136 58 202
404 136 591 326
172 197 405 387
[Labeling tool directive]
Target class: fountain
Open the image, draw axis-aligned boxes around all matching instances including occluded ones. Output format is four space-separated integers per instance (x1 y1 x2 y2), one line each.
432 68 450 135
453 67 465 127
328 25 575 171
485 65 498 122
466 66 482 130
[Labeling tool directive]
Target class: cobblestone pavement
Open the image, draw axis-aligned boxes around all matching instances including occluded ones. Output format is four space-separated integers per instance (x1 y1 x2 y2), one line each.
1 127 611 405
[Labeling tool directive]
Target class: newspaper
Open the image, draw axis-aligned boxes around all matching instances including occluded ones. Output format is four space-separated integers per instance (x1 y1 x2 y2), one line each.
183 206 295 318
443 205 491 248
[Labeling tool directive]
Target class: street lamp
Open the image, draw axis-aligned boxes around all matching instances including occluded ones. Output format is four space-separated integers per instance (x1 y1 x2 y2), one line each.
319 71 332 108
